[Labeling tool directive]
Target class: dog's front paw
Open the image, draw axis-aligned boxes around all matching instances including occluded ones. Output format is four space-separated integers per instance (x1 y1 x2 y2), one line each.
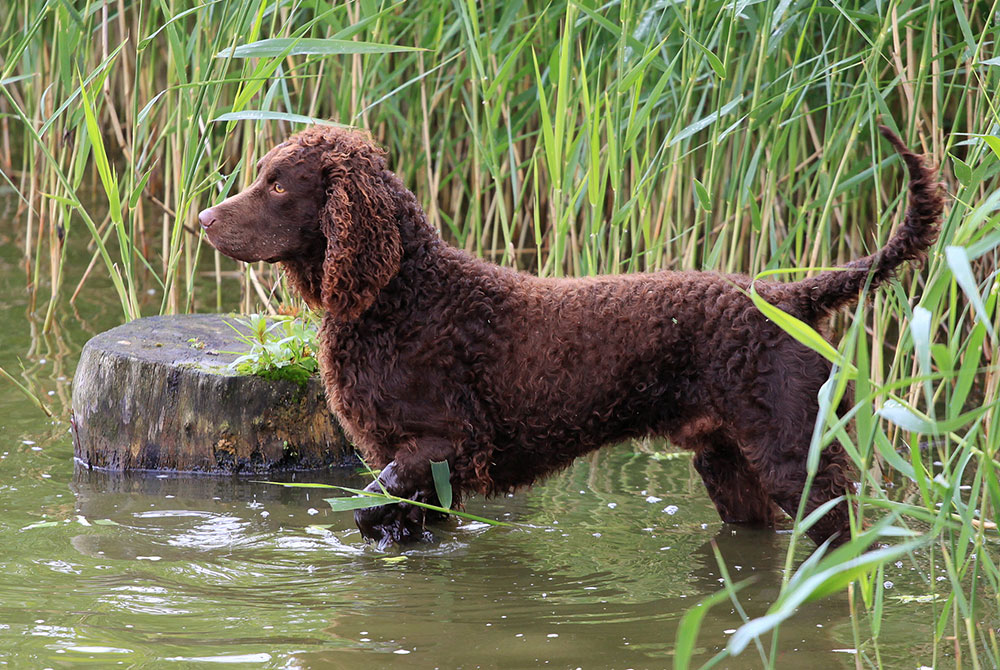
354 462 444 548
355 499 435 549
355 504 434 549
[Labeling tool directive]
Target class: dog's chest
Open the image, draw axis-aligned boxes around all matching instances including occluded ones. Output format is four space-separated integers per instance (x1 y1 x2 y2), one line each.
318 320 441 452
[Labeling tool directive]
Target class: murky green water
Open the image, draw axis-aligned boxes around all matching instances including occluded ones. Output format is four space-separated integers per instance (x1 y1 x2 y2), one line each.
0 200 956 669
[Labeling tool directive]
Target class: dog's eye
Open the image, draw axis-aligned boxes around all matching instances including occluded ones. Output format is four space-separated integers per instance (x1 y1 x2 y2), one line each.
273 182 285 194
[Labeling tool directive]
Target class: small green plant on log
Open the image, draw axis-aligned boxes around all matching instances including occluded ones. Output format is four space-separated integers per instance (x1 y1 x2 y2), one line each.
226 314 319 387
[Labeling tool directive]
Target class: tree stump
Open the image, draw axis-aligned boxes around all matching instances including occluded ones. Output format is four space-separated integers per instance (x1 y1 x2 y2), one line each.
71 314 357 474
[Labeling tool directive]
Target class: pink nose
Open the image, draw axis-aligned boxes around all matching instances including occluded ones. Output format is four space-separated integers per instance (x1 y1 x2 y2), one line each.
198 207 217 229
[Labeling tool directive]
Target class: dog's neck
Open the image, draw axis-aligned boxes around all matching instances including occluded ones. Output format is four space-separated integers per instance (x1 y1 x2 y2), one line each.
281 247 325 310
397 203 443 259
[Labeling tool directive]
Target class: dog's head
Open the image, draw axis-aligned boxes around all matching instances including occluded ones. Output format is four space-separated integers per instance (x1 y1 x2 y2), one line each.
199 126 403 320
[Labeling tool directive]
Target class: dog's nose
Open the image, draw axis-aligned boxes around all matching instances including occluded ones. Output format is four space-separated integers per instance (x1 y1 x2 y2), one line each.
198 207 217 230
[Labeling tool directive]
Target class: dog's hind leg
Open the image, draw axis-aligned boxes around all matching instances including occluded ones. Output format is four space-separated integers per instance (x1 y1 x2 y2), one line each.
737 421 855 547
692 434 780 526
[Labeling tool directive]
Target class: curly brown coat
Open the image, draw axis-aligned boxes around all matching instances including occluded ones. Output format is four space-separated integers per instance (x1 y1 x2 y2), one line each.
199 125 944 549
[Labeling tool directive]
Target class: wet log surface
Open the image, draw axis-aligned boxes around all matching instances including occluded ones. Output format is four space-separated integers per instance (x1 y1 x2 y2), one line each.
71 314 357 474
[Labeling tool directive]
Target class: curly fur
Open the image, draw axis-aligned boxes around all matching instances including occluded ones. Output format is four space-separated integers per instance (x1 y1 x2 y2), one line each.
199 125 944 549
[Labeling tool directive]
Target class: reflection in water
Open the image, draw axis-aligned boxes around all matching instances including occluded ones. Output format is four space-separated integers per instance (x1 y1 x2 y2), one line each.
0 454 878 669
0 431 954 669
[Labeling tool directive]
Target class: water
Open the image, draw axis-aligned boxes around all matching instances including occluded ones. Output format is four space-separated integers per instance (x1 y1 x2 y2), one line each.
0 203 956 669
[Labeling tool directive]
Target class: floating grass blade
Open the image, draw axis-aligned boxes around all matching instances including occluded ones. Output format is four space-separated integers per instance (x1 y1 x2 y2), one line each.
324 495 396 512
429 459 453 510
256 481 507 526
674 582 746 670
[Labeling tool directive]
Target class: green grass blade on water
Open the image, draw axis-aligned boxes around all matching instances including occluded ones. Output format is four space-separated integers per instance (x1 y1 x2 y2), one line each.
430 460 453 510
252 481 343 489
256 481 507 526
325 495 396 512
674 580 749 670
333 485 508 526
795 495 848 538
253 480 397 512
728 535 928 655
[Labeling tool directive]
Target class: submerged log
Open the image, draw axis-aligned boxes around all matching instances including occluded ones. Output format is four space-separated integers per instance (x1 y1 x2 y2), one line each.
72 314 357 474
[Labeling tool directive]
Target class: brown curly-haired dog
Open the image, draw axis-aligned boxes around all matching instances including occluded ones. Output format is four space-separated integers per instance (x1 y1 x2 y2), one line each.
199 125 943 549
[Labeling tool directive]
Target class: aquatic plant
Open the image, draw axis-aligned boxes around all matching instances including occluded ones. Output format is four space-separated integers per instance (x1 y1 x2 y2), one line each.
225 313 319 387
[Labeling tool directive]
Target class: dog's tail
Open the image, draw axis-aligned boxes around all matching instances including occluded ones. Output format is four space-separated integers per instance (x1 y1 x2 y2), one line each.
783 126 944 324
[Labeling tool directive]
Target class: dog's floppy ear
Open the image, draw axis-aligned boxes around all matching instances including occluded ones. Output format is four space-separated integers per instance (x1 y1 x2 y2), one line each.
319 144 403 321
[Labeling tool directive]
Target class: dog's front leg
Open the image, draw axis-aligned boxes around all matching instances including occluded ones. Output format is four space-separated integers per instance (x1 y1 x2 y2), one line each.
354 460 447 549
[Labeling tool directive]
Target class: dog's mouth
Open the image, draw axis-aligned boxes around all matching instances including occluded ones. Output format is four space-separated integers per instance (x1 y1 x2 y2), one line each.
200 225 259 264
204 227 291 266
198 205 292 265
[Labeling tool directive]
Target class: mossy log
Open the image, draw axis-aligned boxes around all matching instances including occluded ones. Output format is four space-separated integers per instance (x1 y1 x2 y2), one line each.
71 314 357 474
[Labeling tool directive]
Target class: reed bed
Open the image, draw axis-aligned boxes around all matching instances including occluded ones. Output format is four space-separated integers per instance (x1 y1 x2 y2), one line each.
1 0 999 667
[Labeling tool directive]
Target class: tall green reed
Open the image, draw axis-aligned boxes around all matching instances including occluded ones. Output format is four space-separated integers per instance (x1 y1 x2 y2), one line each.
2 0 998 666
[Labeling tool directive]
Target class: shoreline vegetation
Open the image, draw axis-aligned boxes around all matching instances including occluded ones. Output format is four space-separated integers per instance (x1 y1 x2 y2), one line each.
2 1 998 667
